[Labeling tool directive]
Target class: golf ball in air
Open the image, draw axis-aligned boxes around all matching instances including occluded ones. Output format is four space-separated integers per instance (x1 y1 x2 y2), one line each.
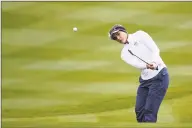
73 27 77 32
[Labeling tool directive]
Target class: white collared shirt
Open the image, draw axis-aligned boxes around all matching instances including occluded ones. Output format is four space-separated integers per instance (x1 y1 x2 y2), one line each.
121 30 166 80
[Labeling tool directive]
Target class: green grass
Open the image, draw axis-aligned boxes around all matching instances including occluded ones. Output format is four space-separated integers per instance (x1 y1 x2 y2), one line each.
2 1 192 128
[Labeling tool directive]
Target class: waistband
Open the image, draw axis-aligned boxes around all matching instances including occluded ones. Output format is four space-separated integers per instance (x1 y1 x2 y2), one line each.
139 67 168 83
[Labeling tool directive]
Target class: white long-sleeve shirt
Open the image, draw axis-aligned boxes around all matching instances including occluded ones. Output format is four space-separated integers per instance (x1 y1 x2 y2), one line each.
121 30 166 80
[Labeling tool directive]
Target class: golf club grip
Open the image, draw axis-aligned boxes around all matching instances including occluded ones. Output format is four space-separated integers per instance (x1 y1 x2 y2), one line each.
128 50 134 55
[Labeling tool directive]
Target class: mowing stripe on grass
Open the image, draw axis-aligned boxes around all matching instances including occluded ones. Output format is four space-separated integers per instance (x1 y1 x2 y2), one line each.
66 7 150 23
70 82 137 95
67 7 191 28
2 2 36 11
2 78 23 86
2 98 80 109
2 114 98 123
2 29 66 46
178 20 192 29
23 60 111 71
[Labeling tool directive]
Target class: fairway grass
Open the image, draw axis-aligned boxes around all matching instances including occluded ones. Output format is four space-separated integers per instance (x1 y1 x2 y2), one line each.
2 1 192 128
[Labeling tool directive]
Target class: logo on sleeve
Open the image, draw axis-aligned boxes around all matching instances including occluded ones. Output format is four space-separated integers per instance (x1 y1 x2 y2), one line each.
134 41 138 46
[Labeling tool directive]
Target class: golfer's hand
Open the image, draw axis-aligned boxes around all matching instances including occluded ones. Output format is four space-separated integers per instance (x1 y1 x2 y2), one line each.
146 64 156 70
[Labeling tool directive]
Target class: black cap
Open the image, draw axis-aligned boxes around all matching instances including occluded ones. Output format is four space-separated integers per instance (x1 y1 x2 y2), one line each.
108 24 127 40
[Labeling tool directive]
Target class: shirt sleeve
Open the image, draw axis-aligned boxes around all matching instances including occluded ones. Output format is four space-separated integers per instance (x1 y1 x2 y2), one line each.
121 52 147 70
137 30 160 64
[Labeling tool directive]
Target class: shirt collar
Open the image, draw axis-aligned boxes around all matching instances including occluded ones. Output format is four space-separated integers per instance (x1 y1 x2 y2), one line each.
127 34 134 44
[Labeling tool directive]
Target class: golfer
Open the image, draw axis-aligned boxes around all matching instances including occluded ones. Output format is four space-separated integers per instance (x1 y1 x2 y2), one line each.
108 24 169 123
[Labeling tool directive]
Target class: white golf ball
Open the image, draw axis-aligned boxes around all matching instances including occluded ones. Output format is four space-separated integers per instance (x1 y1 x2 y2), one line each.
73 27 77 32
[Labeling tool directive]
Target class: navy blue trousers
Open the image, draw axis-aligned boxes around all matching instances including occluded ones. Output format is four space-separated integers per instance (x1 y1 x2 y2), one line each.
135 68 169 122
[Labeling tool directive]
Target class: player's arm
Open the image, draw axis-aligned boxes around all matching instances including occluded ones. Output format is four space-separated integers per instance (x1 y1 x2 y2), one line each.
137 30 160 68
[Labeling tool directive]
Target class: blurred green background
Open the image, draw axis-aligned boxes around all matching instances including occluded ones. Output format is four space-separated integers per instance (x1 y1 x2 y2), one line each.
2 1 192 128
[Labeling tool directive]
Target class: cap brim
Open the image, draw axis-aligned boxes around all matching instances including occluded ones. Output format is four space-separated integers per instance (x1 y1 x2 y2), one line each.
110 30 120 40
111 30 120 35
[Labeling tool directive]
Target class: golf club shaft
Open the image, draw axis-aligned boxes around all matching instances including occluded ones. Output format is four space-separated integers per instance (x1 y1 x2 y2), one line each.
128 50 158 70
